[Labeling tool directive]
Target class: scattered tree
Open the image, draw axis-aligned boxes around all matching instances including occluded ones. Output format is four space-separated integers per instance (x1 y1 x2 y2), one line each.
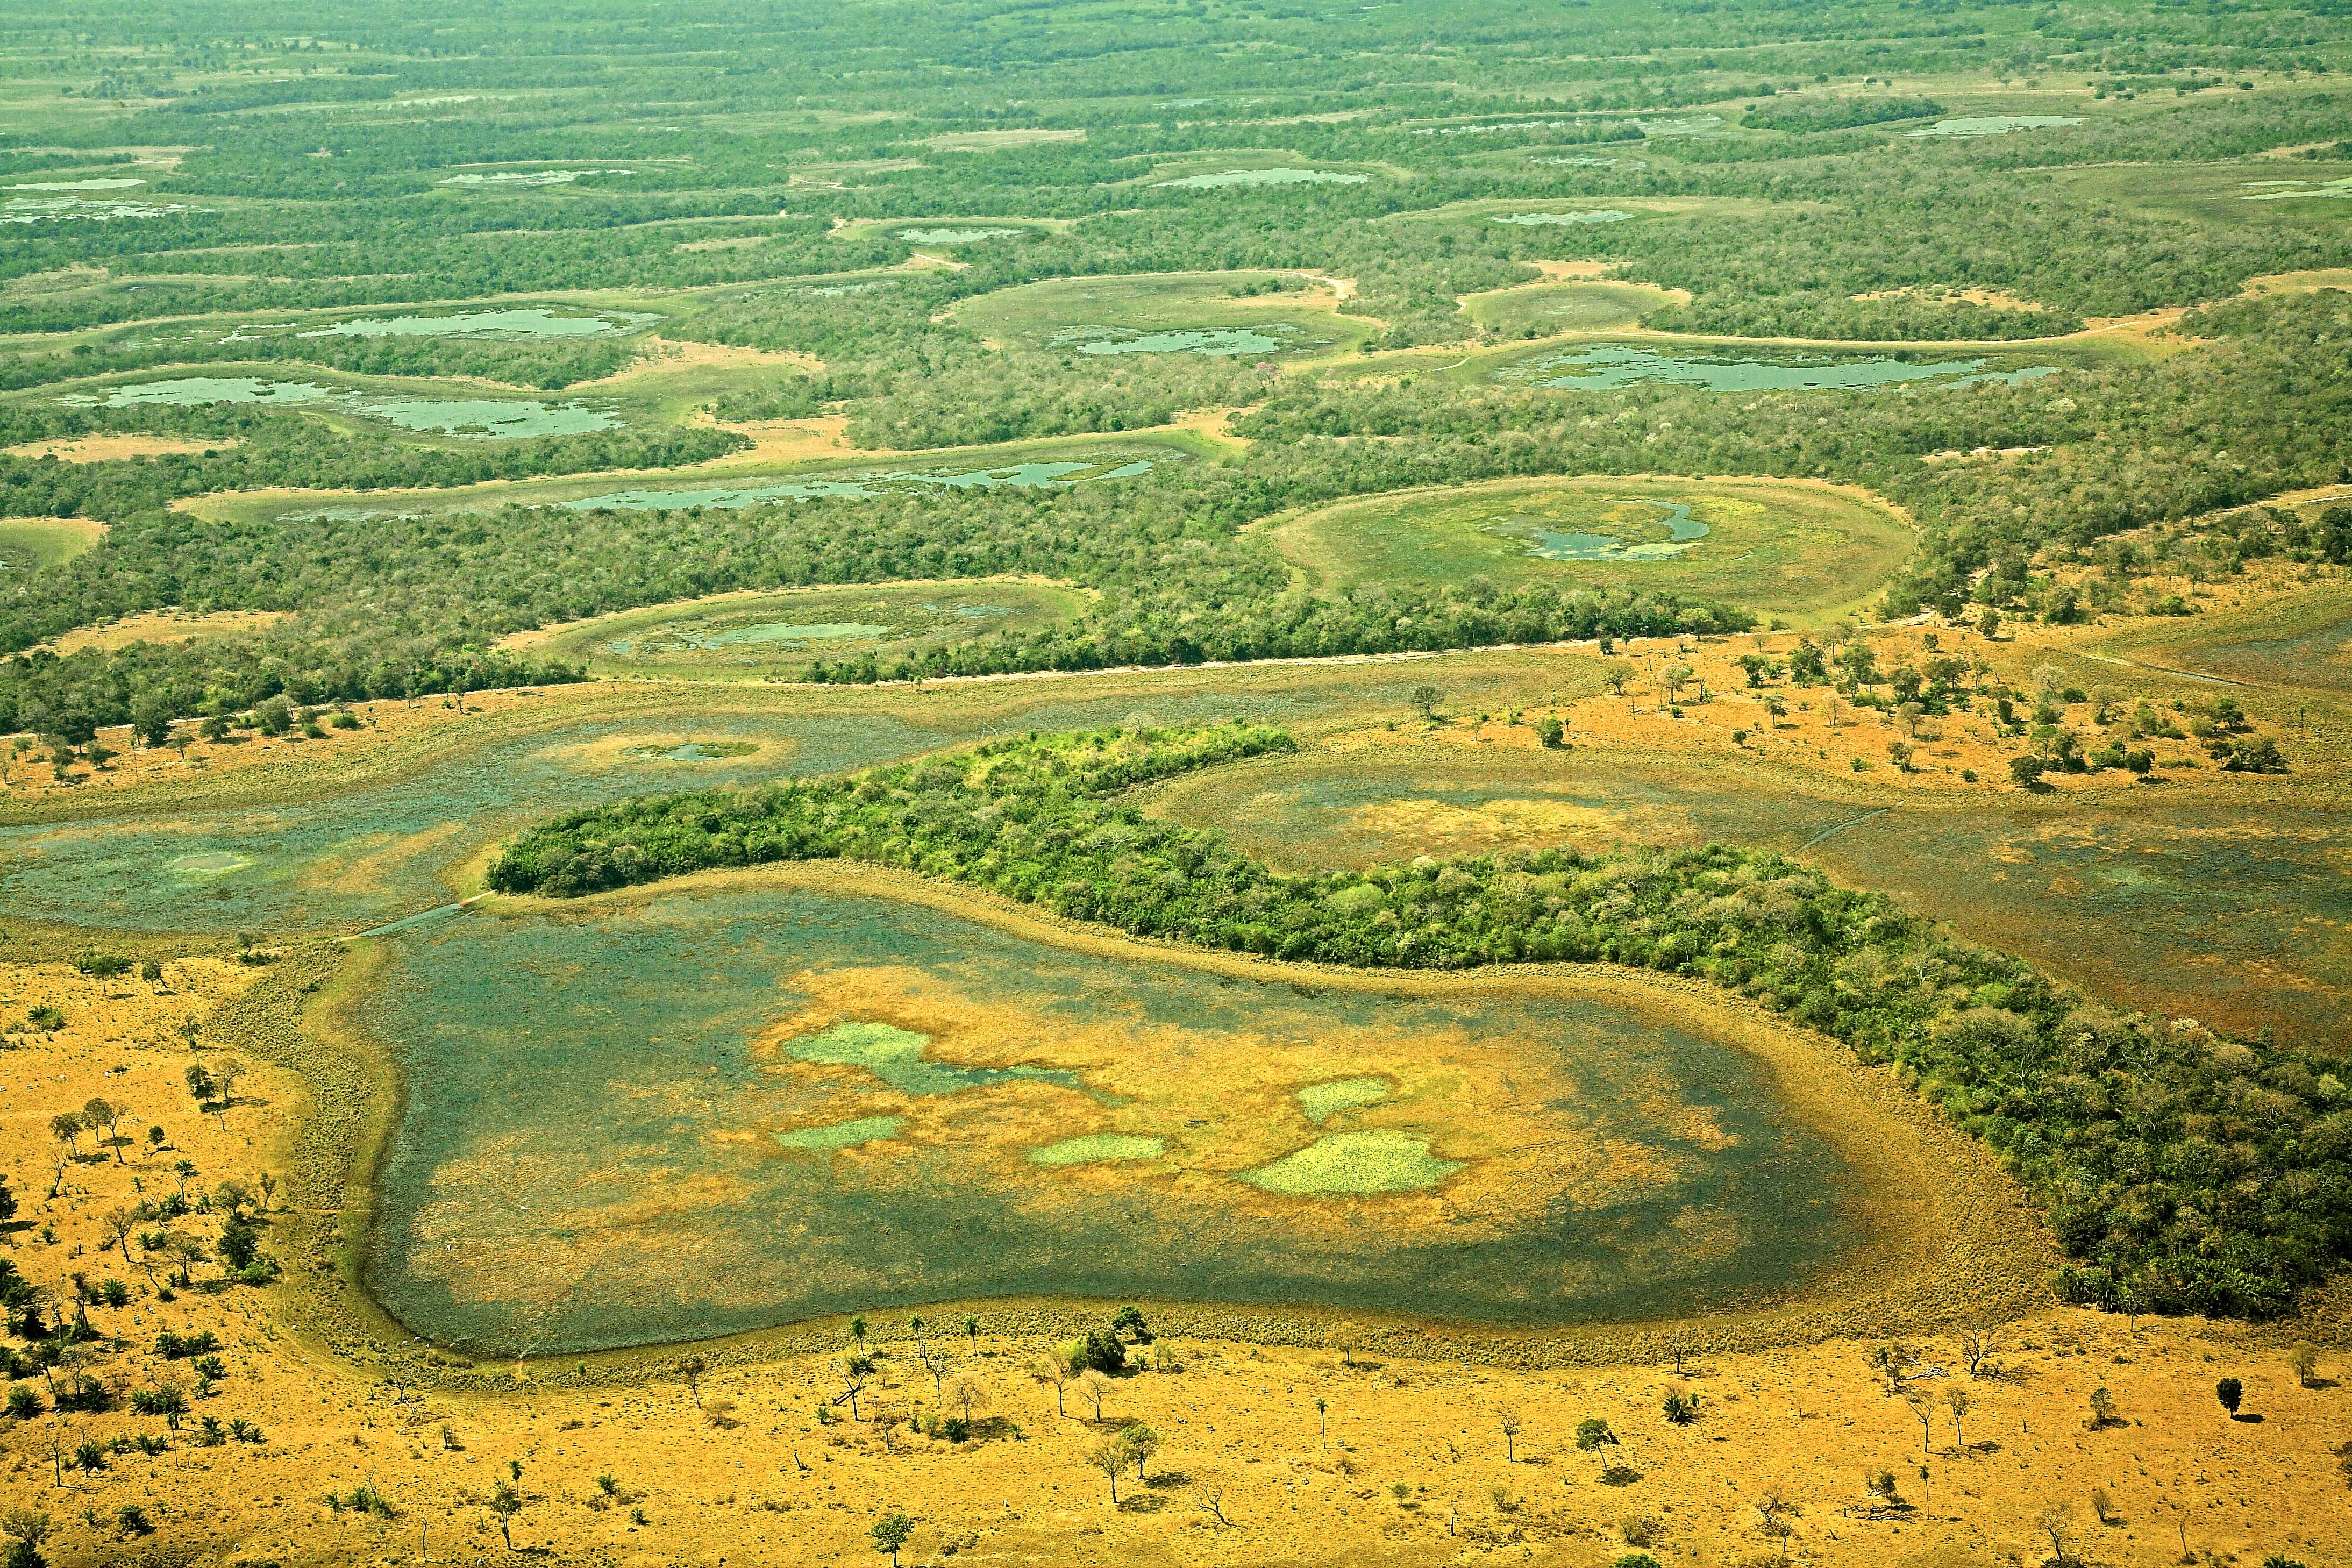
1499 1406 1523 1459
1076 1369 1115 1422
2216 1377 2243 1416
1122 1423 1161 1479
2289 1342 2321 1387
1086 1437 1127 1504
486 1480 523 1550
1944 1385 1970 1449
869 1510 913 1568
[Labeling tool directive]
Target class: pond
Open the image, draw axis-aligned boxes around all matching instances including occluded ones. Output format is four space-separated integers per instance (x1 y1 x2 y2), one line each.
896 226 1022 243
0 711 946 936
355 885 1873 1352
64 377 616 439
1492 210 1633 226
1499 344 2056 394
1051 324 1292 357
1148 751 2352 1049
559 457 1153 511
1906 116 2082 138
1155 168 1369 188
287 307 659 340
1504 497 1710 561
2 196 204 223
436 169 632 187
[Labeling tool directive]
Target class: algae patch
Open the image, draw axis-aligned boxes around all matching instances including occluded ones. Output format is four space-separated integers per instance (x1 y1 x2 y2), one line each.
1243 1130 1462 1194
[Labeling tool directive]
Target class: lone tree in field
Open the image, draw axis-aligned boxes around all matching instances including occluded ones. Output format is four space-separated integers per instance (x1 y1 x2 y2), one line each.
869 1510 913 1568
677 1354 708 1408
1409 685 1443 721
1498 1407 1523 1460
1330 1320 1364 1366
2289 1342 2321 1387
1086 1437 1128 1504
1574 1417 1620 1473
2035 1501 2078 1566
2087 1386 2118 1429
487 1480 524 1550
2216 1377 2243 1416
1122 1423 1161 1479
964 1314 980 1348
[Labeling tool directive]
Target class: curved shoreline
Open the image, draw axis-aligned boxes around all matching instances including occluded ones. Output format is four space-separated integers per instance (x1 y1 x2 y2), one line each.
239 857 2052 1393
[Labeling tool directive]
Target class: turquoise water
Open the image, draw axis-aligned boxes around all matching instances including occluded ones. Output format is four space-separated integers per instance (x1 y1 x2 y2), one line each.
1509 499 1710 561
1907 116 2081 138
66 377 615 439
1156 168 1368 188
1503 344 2056 393
1492 210 1632 226
295 308 658 339
897 226 1021 242
358 887 1866 1351
560 457 1152 511
1053 325 1292 357
0 712 944 936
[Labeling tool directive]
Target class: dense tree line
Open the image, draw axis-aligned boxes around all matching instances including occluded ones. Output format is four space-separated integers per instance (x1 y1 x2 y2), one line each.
488 725 2352 1322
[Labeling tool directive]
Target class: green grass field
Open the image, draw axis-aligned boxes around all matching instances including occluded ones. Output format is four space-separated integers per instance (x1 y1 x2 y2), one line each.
1267 474 1914 624
0 515 106 571
951 271 1381 360
1459 279 1682 336
518 579 1088 680
2048 160 2352 229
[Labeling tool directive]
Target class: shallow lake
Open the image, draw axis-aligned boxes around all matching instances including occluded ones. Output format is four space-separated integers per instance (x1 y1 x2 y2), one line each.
1501 344 2056 393
1051 325 1293 357
358 886 1870 1352
896 226 1022 243
1907 116 2081 138
0 712 945 936
1503 498 1710 561
286 308 658 340
559 458 1152 511
65 377 615 439
436 169 631 187
1155 168 1368 188
1492 210 1632 226
1149 752 2351 1048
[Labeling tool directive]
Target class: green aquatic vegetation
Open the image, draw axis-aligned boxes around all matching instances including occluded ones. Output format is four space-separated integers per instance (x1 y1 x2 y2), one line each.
774 1115 906 1151
1242 1131 1461 1194
783 1020 1087 1096
7 177 147 191
490 725 2352 1321
1028 1133 1167 1165
559 458 1150 511
435 169 632 187
1507 498 1709 561
1297 1077 1392 1124
65 377 617 438
621 741 762 761
2242 175 2352 202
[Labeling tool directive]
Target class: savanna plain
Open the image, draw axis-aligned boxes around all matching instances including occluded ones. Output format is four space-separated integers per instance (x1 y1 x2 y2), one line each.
3 4 2352 1566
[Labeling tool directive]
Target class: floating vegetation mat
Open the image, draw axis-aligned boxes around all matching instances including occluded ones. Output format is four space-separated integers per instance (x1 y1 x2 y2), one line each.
355 885 1877 1352
896 226 1022 242
3 196 206 223
226 307 659 341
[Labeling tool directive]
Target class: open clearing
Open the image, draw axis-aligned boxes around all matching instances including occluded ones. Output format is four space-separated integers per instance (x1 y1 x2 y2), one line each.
1267 474 1914 625
0 512 106 567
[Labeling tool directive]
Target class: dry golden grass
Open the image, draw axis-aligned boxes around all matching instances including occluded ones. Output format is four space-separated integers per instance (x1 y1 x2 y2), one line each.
1 434 234 463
